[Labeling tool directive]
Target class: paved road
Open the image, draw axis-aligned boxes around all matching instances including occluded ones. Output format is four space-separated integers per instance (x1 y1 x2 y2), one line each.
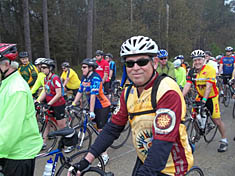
35 100 235 176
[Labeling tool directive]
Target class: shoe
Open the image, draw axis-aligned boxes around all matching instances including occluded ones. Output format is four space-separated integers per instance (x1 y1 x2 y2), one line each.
97 154 109 167
64 146 75 153
217 142 228 152
42 143 47 150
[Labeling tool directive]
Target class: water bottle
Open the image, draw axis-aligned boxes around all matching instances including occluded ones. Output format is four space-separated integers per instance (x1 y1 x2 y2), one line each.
196 113 202 128
42 158 53 176
201 110 207 129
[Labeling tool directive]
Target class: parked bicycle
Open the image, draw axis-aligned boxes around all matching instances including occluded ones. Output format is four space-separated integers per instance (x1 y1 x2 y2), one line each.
185 101 218 144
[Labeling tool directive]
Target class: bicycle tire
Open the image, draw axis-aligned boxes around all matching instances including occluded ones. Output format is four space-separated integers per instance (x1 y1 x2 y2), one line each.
110 122 131 149
185 118 200 144
39 120 58 152
203 111 218 143
56 150 105 176
185 166 204 176
74 125 92 151
81 167 114 176
233 101 235 119
223 85 231 107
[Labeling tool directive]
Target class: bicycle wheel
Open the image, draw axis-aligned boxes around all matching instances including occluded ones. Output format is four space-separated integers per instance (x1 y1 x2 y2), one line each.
185 166 204 176
110 122 131 149
223 85 231 107
74 125 92 151
233 101 235 119
81 167 114 176
203 113 218 143
185 118 200 144
56 150 105 176
39 120 58 152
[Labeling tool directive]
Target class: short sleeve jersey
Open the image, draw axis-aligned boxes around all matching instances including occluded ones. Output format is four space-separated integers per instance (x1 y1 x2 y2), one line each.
44 73 65 106
220 56 235 75
95 58 109 79
78 72 110 109
187 65 218 98
61 68 81 89
109 60 116 81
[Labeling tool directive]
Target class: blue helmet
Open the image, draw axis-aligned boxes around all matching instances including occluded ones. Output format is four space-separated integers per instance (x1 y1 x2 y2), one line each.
157 49 168 58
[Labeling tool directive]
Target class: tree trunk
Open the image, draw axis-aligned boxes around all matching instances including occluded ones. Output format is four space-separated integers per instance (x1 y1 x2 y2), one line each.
86 0 94 58
43 0 50 58
22 0 32 61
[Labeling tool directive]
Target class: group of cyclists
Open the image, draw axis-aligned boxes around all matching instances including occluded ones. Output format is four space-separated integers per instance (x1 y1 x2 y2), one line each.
0 36 235 176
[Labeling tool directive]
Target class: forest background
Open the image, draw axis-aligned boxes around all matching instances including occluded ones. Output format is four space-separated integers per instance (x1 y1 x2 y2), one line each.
1 0 235 77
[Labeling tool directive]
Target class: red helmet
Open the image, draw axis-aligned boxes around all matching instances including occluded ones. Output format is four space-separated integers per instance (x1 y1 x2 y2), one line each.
0 43 18 61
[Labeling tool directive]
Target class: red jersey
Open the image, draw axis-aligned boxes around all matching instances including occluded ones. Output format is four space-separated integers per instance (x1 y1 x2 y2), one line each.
44 73 66 106
96 58 109 81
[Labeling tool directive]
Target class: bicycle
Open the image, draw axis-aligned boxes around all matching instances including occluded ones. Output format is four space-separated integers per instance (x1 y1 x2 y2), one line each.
185 101 218 144
36 127 106 176
218 75 232 107
185 166 204 176
71 107 131 150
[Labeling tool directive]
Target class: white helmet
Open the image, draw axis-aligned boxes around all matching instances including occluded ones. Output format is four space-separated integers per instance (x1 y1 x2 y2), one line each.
34 57 46 65
173 59 182 68
120 36 159 58
225 46 233 52
191 49 205 59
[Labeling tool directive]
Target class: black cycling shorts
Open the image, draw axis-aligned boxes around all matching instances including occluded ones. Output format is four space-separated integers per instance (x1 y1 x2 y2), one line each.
94 106 110 129
51 104 65 120
222 74 231 85
0 158 35 176
103 82 110 95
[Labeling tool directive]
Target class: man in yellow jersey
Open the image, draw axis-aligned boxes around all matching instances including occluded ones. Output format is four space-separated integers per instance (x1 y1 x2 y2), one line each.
68 36 193 176
18 51 38 88
61 61 81 96
31 58 46 98
183 49 228 152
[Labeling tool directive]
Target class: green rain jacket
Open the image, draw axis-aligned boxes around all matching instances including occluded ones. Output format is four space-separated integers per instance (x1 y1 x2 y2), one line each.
0 71 43 159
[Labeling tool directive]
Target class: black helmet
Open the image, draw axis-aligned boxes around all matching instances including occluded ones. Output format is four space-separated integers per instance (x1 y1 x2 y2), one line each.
95 50 104 56
205 51 212 56
19 51 29 58
61 61 70 68
82 58 98 69
41 58 56 70
105 53 113 58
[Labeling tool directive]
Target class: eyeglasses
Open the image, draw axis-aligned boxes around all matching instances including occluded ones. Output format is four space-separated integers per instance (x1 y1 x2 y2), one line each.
96 55 101 57
41 66 49 69
82 66 88 69
159 57 167 60
125 58 151 68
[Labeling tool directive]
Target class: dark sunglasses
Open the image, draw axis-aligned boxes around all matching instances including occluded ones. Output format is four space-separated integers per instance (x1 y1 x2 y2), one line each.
82 66 88 69
159 57 167 60
125 58 151 68
41 66 49 69
96 54 101 57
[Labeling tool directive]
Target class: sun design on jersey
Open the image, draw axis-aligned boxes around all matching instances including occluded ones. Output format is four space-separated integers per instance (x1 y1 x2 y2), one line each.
136 130 153 156
157 114 171 129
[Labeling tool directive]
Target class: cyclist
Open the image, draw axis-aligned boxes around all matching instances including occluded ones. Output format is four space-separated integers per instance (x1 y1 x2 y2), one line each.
68 36 193 176
204 51 218 74
105 53 116 88
18 51 38 88
31 58 46 98
95 50 110 95
175 55 188 72
173 59 186 89
155 49 175 79
183 49 228 152
0 43 42 176
219 46 235 85
37 58 67 149
72 58 111 165
61 61 81 97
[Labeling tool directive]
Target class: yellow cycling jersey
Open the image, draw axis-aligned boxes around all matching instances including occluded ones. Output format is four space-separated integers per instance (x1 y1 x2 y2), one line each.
125 77 193 175
187 65 219 98
61 68 81 90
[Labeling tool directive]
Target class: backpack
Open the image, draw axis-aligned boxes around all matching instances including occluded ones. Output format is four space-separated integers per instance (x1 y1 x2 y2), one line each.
125 74 168 119
46 74 65 96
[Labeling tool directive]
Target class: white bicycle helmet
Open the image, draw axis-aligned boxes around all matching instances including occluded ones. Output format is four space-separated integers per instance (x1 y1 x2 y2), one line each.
120 36 158 58
225 46 233 52
173 59 182 68
34 57 46 65
191 49 205 59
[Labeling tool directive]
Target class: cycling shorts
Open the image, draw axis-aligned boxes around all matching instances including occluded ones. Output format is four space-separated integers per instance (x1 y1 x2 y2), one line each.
65 85 78 96
51 104 65 120
103 82 110 95
94 106 110 129
222 74 232 85
197 95 220 119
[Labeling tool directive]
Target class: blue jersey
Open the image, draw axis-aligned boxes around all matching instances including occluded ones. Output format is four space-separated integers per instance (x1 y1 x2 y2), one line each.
109 60 116 81
79 72 110 109
220 56 235 75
